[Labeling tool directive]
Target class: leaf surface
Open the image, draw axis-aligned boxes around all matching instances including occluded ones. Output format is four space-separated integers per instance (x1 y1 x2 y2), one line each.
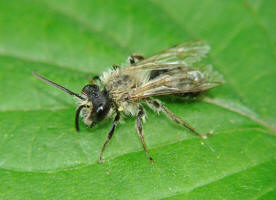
0 0 275 199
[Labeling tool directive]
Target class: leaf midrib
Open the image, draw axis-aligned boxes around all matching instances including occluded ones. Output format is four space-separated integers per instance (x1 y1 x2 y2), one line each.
203 97 276 134
0 132 274 200
0 126 270 173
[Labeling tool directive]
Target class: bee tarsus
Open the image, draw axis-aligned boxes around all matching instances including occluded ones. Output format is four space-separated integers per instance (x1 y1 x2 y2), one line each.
99 110 120 163
128 54 144 65
92 75 100 81
136 105 154 162
146 98 209 139
112 65 120 70
87 121 96 129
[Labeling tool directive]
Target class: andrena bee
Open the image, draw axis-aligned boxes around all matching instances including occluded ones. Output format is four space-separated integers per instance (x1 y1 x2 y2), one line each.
33 41 224 163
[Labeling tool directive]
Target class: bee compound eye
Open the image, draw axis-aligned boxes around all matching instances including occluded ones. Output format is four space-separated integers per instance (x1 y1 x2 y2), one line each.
81 85 90 94
82 84 99 95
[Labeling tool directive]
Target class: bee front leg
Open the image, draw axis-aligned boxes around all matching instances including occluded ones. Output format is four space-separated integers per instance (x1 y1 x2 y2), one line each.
88 121 96 129
136 105 154 162
98 111 120 163
128 54 144 64
146 98 211 139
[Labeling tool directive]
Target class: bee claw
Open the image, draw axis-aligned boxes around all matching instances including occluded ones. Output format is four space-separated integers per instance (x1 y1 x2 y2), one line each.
201 130 214 139
207 130 214 137
201 135 208 139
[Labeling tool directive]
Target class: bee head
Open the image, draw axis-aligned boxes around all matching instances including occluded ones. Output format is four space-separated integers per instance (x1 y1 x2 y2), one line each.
32 72 111 132
80 84 111 127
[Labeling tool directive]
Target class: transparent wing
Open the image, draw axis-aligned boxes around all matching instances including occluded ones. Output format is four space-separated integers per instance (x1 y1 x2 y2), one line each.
126 64 224 100
124 40 211 72
120 41 224 100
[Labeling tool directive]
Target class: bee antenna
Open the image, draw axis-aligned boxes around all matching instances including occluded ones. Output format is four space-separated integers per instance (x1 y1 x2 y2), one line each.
32 72 85 100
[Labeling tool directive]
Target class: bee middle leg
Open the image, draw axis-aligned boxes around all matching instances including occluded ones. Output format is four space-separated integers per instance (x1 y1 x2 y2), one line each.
136 105 154 162
146 98 210 139
91 64 120 83
98 111 120 163
112 64 120 70
89 75 102 85
128 54 144 64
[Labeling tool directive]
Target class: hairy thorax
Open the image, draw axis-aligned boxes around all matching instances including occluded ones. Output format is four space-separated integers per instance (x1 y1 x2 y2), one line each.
100 68 148 116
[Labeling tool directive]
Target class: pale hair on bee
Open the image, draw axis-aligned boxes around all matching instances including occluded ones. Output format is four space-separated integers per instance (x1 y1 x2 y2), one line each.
33 40 224 163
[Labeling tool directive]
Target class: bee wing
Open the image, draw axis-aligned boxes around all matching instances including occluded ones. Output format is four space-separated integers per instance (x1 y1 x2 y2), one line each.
121 41 224 100
124 40 211 71
126 64 224 100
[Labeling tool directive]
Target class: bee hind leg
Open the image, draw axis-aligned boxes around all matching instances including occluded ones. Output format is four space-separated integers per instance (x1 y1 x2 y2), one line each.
136 105 154 162
98 111 120 163
128 54 144 64
145 98 211 139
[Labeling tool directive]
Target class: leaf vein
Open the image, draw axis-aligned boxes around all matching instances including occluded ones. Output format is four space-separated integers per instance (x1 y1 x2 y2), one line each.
242 0 276 58
160 158 276 200
203 97 276 134
37 0 132 53
0 127 270 173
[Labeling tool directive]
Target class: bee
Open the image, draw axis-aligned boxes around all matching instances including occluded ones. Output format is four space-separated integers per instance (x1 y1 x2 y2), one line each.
33 41 224 163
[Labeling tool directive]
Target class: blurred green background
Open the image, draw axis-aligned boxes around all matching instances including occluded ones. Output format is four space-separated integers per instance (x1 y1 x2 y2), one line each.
0 0 275 199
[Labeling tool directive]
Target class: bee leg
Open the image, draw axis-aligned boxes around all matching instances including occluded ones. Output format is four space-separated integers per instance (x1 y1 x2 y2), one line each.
146 99 209 139
93 75 100 80
75 105 89 132
112 64 120 70
89 75 101 84
128 54 144 64
98 111 120 163
88 121 96 128
92 75 101 81
136 105 154 162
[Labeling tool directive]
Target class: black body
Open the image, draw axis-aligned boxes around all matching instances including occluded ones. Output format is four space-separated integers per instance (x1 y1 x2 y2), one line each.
81 84 112 123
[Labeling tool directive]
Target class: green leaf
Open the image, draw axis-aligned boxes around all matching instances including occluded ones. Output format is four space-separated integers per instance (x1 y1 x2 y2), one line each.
0 0 275 199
